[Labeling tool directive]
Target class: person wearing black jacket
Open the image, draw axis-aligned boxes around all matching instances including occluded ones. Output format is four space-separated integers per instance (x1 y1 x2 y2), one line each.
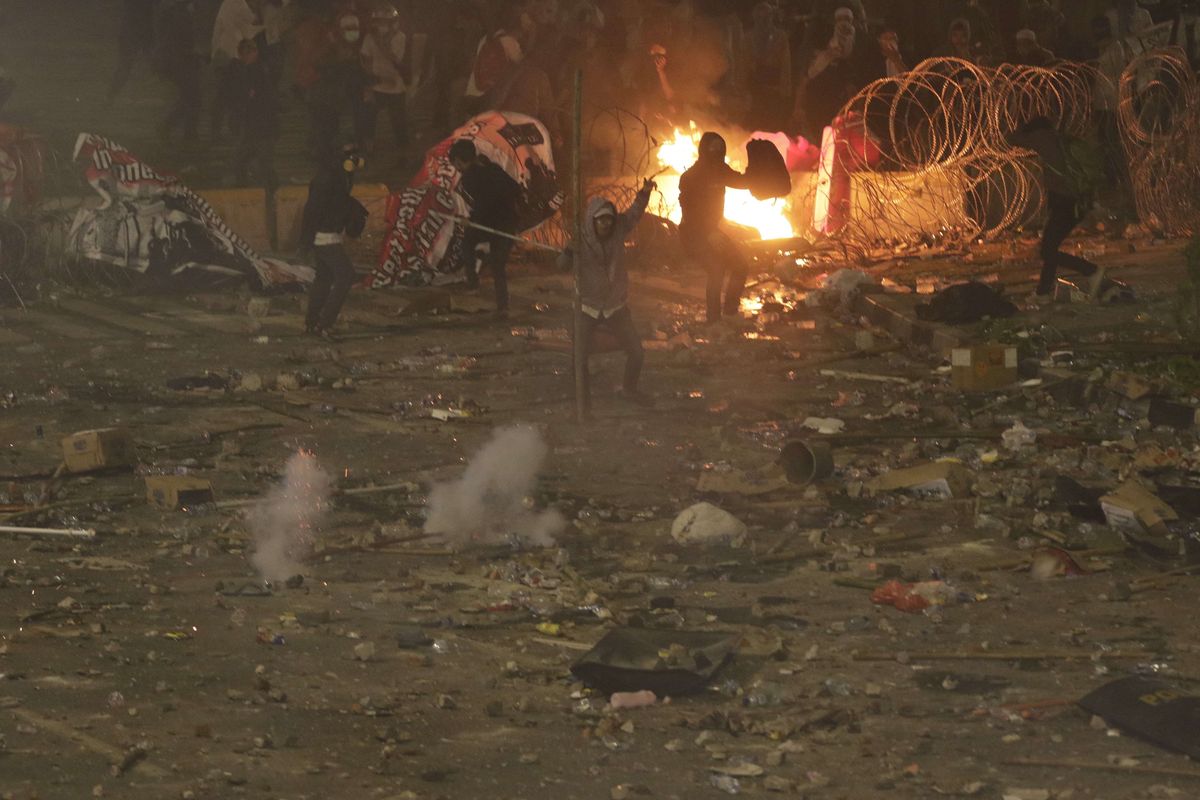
1010 117 1101 301
679 132 752 323
300 144 365 336
449 139 523 315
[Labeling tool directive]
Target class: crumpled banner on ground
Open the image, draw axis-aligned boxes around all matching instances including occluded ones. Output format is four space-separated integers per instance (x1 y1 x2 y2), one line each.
67 133 310 288
369 111 563 288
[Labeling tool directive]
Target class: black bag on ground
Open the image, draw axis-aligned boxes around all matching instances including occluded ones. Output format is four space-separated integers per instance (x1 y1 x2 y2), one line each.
915 281 1017 324
345 198 369 238
744 138 791 200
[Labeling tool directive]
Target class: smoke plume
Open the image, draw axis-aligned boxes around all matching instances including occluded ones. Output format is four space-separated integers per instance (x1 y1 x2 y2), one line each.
248 450 332 581
425 426 564 548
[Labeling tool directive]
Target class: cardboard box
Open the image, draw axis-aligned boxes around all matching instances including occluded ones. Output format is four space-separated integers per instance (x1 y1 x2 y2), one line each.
1100 480 1178 536
951 345 1017 392
867 461 973 499
145 475 215 510
60 428 134 473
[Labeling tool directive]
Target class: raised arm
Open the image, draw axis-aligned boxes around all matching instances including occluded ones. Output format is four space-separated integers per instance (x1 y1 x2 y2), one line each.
618 180 655 236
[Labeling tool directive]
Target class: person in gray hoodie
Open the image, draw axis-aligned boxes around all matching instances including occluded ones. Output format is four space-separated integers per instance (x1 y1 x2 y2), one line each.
561 179 655 411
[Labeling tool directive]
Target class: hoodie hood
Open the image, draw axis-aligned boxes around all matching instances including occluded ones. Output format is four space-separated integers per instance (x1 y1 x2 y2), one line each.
699 132 727 164
580 195 620 259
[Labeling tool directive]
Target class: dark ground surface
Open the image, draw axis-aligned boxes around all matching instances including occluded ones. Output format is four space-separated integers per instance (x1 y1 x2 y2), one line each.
2 235 1200 800
5 3 1200 800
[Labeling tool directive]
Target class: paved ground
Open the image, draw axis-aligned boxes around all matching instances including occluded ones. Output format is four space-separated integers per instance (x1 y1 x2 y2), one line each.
7 5 1200 800
4 232 1200 799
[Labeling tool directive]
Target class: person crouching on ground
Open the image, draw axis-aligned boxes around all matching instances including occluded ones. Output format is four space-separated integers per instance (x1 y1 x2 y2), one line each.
301 143 367 337
562 179 656 412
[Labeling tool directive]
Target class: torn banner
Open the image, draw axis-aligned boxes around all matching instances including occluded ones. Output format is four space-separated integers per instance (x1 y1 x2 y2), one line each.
369 111 563 288
67 134 309 288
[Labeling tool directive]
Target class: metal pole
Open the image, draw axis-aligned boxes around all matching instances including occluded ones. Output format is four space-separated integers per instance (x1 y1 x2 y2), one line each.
428 212 564 253
571 68 587 423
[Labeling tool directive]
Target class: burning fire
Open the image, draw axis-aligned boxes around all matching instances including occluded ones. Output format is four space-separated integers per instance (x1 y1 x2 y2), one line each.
652 123 796 240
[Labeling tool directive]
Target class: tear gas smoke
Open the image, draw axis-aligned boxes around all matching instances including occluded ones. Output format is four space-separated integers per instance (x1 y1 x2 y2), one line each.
248 450 332 581
425 426 564 548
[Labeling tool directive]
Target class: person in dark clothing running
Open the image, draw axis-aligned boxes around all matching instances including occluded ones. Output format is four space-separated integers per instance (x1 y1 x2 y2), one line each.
300 144 365 336
448 139 523 316
561 179 655 412
679 132 752 323
229 39 278 188
155 0 202 143
1011 116 1102 301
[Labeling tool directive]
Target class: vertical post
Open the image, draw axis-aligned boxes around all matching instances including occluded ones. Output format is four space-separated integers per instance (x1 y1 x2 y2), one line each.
571 68 587 423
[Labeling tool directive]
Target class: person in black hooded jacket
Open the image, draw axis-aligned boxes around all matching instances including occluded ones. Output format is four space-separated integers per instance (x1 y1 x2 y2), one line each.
678 132 752 323
300 143 364 336
449 138 523 315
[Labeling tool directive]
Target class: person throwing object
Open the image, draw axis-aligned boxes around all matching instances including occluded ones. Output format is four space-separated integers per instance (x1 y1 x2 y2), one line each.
679 132 752 323
562 179 656 412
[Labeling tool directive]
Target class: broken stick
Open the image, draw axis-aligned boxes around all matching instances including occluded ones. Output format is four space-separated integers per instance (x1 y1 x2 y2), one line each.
818 368 913 385
0 524 97 540
10 708 166 778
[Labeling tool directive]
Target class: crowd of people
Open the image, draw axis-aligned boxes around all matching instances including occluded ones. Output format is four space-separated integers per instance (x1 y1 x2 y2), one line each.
100 0 1188 188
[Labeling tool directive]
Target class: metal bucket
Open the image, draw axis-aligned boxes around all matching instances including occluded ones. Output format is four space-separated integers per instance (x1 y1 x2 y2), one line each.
780 440 835 485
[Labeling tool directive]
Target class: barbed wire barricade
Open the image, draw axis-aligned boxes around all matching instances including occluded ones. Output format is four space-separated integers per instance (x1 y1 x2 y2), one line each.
1118 47 1200 236
829 57 1108 253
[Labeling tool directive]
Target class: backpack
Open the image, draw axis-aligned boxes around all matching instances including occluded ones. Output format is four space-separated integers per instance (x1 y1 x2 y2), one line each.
1061 135 1106 200
744 138 792 200
472 33 511 95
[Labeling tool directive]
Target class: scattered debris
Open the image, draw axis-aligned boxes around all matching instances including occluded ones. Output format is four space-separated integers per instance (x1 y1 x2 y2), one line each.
670 502 748 547
571 629 740 695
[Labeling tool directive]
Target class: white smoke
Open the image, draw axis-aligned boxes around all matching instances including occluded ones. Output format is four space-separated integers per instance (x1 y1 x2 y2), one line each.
248 451 333 582
425 426 564 548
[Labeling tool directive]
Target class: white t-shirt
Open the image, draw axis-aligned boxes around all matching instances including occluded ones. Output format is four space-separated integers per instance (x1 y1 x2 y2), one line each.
211 0 263 61
362 30 408 94
261 0 291 46
464 32 524 97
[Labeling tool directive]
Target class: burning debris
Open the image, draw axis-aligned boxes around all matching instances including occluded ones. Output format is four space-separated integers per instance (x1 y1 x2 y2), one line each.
247 450 332 582
424 425 564 549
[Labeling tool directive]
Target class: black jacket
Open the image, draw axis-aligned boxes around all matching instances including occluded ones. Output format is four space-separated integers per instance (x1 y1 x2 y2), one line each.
300 163 354 246
679 158 750 234
458 157 522 232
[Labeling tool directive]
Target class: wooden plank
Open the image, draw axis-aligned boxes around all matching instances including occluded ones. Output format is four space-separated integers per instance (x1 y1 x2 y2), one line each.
10 707 167 777
54 298 187 337
0 309 118 340
148 309 256 335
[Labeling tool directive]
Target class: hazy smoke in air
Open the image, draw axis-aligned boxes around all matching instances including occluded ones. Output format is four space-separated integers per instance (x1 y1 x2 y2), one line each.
425 426 564 548
248 451 333 581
